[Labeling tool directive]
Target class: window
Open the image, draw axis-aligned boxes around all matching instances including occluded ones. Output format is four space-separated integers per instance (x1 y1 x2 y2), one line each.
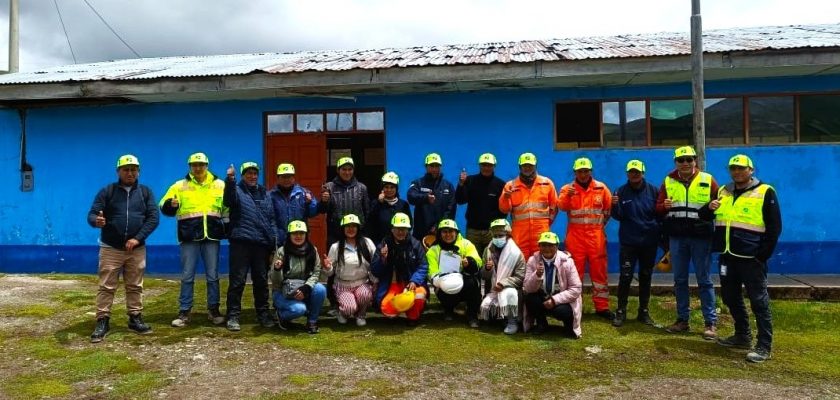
266 114 293 134
327 112 354 131
296 114 324 132
265 109 385 135
650 99 693 146
704 98 745 145
800 95 840 143
555 102 601 148
357 111 385 130
749 97 794 144
603 101 646 147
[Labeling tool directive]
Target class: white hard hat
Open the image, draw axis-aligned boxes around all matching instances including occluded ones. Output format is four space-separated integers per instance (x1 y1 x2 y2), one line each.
437 273 464 295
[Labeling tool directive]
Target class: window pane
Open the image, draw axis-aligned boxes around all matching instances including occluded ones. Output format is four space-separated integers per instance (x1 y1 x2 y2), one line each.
267 114 293 133
603 101 646 147
327 113 354 131
296 114 324 132
650 100 693 146
555 102 601 148
800 95 840 143
749 97 794 144
357 111 384 130
705 98 744 145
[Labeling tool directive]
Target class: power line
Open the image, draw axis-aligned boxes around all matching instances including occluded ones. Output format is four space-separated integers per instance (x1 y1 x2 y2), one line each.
81 0 142 58
53 0 77 64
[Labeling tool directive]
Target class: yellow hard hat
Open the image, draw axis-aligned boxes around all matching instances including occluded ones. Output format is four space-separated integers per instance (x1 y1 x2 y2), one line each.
674 146 697 159
239 162 259 174
537 232 560 245
382 171 400 185
287 220 308 233
276 163 295 175
188 152 209 164
728 154 754 168
518 152 537 166
437 219 459 231
391 290 416 313
626 159 645 172
478 153 497 165
425 153 443 165
336 157 354 169
341 214 361 226
391 212 412 228
116 154 139 168
573 157 593 171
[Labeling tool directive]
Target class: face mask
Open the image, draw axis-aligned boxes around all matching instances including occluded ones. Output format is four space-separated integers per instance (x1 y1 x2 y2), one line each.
492 237 507 248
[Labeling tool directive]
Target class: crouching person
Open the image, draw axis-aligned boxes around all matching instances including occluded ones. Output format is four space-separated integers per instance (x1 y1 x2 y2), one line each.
523 232 582 338
480 219 525 335
270 221 326 334
324 214 377 327
428 219 483 328
371 213 428 326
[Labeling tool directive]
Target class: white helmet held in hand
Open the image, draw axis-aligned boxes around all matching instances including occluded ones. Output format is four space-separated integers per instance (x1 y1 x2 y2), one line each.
436 273 464 295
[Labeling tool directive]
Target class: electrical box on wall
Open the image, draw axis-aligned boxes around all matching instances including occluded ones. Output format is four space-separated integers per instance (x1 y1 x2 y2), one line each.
21 170 33 192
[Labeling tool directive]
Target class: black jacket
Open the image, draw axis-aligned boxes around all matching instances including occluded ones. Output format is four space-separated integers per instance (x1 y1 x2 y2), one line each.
87 182 159 250
317 177 370 245
455 174 506 230
366 197 412 245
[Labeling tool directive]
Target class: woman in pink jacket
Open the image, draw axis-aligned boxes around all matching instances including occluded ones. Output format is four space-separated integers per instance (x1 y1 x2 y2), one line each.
522 232 583 338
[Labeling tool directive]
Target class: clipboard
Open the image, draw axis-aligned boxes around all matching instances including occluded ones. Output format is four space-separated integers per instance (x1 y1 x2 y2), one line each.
439 251 462 274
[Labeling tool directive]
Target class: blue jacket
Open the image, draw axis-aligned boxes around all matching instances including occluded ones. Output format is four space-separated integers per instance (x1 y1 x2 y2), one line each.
224 179 277 247
370 236 428 305
366 197 412 245
269 184 318 244
87 181 159 250
611 179 661 247
407 173 457 240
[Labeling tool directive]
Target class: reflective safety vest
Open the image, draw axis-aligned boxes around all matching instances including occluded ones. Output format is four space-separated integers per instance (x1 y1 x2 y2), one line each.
665 172 712 220
714 184 770 258
426 234 482 278
159 172 229 242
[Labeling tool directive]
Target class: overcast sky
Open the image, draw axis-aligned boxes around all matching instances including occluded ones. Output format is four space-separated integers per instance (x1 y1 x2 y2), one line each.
1 0 839 72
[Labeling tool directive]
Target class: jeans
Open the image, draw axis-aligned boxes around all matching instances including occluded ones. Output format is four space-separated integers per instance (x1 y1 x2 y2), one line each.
272 283 327 323
178 240 221 311
616 244 658 312
670 236 716 325
226 241 272 318
720 254 773 351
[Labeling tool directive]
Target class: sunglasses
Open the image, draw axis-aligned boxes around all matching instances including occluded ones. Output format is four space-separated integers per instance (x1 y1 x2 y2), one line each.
675 157 695 164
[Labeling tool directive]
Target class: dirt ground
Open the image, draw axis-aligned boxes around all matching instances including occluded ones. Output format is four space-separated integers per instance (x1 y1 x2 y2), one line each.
1 275 838 400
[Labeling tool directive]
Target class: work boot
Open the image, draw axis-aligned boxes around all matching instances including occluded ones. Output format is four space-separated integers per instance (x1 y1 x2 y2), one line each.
208 306 225 325
257 311 275 328
612 309 626 327
171 309 191 328
595 309 615 320
636 309 655 326
703 324 718 340
717 334 752 349
746 347 772 363
127 313 152 334
277 319 290 331
665 320 689 333
90 317 110 343
503 317 519 335
226 316 241 332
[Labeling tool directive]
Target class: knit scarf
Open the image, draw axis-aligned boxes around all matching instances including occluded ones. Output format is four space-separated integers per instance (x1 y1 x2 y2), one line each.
480 240 521 320
282 239 316 277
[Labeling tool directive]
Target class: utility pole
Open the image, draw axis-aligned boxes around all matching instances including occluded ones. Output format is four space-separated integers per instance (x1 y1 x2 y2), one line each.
5 0 19 73
691 0 706 169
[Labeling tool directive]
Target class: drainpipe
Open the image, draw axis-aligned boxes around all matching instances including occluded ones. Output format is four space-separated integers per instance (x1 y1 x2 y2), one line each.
19 109 33 192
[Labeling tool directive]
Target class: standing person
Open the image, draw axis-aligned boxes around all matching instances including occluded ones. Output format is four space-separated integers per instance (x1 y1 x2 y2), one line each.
407 153 457 241
87 154 159 343
456 153 506 255
707 155 782 363
371 213 428 326
269 163 318 246
427 219 483 328
522 232 582 338
223 162 277 331
479 219 526 335
324 214 377 327
270 221 327 334
366 171 411 245
610 160 661 327
159 152 228 328
498 152 558 258
557 157 614 319
656 146 719 340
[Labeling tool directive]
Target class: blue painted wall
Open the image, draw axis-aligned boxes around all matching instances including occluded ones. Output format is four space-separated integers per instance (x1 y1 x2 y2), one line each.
2 74 839 274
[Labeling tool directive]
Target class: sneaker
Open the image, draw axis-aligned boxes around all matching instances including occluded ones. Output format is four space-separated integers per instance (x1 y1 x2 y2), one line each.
306 321 320 334
530 323 547 335
746 347 772 363
90 317 110 343
257 312 275 328
703 324 718 340
326 309 339 317
443 311 455 322
665 320 689 333
171 310 191 327
468 319 480 329
277 319 290 331
612 309 626 327
636 310 655 326
127 313 152 334
356 317 367 327
208 307 225 325
337 314 348 324
595 310 615 320
503 319 519 335
226 317 241 332
717 334 752 349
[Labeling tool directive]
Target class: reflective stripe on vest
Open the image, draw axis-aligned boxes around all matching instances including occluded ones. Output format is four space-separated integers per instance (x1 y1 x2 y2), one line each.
176 211 223 220
569 217 605 225
664 172 712 220
714 184 770 257
511 201 552 221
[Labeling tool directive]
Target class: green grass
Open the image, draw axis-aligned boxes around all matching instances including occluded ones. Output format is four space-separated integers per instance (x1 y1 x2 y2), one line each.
1 375 73 399
110 371 168 399
0 304 57 317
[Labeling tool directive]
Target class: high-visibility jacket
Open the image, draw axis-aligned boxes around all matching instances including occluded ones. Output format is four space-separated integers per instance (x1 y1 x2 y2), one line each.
714 182 771 258
558 178 612 228
426 234 482 279
662 171 716 237
159 172 229 243
498 175 558 257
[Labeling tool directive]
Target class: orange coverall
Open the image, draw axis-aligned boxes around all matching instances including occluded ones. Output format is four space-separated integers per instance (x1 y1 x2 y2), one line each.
499 175 558 259
557 178 612 312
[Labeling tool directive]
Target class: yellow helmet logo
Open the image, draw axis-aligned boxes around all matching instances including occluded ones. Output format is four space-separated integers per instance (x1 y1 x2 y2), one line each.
116 154 139 168
341 214 361 226
674 146 697 159
437 219 459 231
287 220 308 233
518 153 537 166
382 171 400 185
276 163 295 175
239 162 259 174
336 157 354 169
626 159 645 172
728 154 754 168
478 153 497 165
537 232 560 245
391 212 411 228
573 157 593 171
489 218 508 229
188 152 209 164
425 153 443 165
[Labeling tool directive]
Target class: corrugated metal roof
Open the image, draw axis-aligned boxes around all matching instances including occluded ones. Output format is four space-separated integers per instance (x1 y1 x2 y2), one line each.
2 23 840 85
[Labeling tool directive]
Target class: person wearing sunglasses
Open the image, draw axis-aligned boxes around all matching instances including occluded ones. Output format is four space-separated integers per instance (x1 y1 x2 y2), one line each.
655 146 720 340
